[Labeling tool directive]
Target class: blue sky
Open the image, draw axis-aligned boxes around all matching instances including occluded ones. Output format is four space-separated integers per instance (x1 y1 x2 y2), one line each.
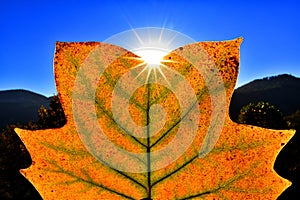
0 0 299 97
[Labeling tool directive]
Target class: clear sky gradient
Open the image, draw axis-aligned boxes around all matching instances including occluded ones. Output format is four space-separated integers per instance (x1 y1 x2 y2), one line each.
1 0 299 97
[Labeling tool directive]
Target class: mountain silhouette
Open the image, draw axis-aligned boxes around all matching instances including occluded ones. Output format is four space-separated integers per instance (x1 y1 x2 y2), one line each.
0 89 50 130
229 74 300 120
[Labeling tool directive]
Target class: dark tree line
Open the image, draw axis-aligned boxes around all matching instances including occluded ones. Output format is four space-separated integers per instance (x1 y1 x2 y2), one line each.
37 95 66 129
236 101 288 129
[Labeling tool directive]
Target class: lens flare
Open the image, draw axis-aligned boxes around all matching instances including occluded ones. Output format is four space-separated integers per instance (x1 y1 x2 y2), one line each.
105 27 195 83
135 48 166 66
131 47 172 83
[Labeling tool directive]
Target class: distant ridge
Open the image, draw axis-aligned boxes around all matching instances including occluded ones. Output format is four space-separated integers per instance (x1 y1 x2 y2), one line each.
0 89 50 129
230 74 300 120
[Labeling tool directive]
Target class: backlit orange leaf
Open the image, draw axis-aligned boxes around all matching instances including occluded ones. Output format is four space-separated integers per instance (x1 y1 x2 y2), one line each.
15 38 294 199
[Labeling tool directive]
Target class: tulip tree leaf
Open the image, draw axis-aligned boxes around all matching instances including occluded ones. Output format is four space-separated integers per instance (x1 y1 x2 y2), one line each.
15 38 294 199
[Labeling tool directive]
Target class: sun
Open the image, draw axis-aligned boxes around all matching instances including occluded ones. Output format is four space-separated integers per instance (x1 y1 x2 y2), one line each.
135 48 166 66
131 47 172 83
104 27 195 83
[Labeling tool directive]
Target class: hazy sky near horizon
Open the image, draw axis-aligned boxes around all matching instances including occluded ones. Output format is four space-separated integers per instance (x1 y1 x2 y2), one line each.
1 0 299 96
